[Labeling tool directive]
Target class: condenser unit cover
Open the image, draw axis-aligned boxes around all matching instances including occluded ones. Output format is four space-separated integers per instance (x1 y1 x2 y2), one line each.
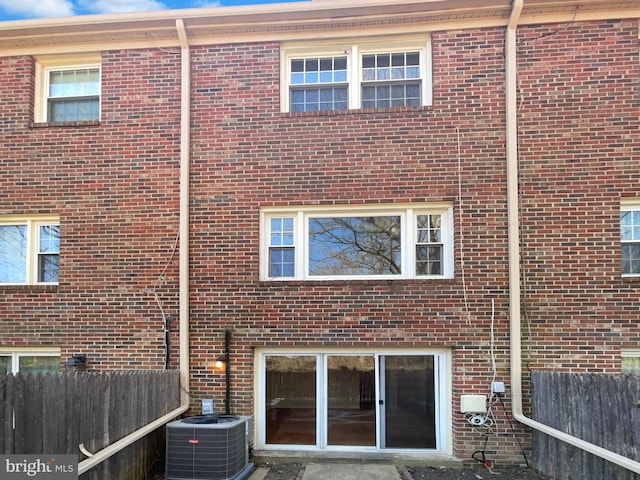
166 415 253 480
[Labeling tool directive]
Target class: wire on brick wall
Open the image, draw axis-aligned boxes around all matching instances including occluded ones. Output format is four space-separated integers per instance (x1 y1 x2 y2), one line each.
456 126 471 325
148 228 180 369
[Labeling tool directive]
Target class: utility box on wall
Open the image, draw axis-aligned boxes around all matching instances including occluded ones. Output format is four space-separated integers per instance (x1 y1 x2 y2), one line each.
460 395 487 414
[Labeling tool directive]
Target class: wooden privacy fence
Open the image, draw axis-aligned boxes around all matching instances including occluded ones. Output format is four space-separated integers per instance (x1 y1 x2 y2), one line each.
531 370 640 480
0 370 181 480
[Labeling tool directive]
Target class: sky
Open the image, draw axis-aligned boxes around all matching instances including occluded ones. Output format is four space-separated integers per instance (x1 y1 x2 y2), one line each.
0 0 301 22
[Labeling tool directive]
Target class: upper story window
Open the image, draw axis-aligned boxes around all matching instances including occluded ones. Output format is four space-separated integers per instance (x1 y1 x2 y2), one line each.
34 54 101 123
621 200 640 276
261 204 453 280
282 38 432 113
0 216 60 285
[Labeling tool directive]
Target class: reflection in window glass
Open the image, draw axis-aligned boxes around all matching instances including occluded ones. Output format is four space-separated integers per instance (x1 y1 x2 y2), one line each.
621 209 640 275
0 225 27 283
19 356 60 375
308 216 401 276
269 217 295 277
265 356 316 445
0 356 10 376
48 67 100 122
622 353 640 375
416 214 443 275
38 225 60 283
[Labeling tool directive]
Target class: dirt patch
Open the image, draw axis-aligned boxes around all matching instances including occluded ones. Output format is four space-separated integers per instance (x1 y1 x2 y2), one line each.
406 465 552 479
262 463 304 480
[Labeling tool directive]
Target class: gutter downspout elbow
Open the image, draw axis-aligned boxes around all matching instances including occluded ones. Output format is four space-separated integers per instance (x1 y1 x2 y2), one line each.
176 18 191 410
505 2 640 474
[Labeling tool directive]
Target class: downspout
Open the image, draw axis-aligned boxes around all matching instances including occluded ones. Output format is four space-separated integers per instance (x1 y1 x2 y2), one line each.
78 18 192 475
176 17 191 412
505 2 640 474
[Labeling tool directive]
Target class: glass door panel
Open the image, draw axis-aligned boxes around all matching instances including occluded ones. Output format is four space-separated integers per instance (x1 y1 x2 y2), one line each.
381 355 436 449
265 355 317 445
326 355 375 446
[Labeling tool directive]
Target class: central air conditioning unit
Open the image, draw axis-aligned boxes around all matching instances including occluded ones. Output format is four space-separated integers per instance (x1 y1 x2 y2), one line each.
166 414 254 480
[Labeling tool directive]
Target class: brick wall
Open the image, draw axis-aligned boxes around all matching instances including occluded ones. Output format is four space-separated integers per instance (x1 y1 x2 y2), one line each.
0 49 182 369
0 17 638 464
517 19 640 373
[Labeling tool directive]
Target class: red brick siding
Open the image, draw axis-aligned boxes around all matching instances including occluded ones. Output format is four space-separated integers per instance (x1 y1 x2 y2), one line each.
516 19 640 373
0 49 181 369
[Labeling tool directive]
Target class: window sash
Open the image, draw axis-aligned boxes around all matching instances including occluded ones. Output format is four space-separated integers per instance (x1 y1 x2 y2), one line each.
45 66 100 122
621 206 640 276
263 206 452 280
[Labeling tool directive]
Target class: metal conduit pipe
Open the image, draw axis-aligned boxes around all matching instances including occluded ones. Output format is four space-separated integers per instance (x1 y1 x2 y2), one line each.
78 18 192 475
505 1 640 474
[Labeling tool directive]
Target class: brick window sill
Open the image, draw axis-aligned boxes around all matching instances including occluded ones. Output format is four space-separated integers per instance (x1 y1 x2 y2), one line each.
30 121 101 129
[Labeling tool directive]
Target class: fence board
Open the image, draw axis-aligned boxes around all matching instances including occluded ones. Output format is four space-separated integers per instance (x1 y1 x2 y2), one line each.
532 371 640 480
1 370 180 480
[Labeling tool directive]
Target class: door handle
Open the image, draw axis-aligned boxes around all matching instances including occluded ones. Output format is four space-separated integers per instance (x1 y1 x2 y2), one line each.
379 400 384 405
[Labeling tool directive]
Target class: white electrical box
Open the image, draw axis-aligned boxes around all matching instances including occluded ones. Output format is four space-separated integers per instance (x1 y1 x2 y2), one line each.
491 381 505 393
201 399 213 415
460 394 487 413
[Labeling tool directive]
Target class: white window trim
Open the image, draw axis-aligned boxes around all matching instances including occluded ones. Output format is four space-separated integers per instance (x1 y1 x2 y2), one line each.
281 37 432 113
0 347 61 374
260 203 453 281
34 53 101 123
621 199 640 277
0 215 60 285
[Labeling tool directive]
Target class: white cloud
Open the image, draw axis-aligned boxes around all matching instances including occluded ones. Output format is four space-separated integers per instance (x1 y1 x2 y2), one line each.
193 0 222 7
78 0 167 14
0 0 74 18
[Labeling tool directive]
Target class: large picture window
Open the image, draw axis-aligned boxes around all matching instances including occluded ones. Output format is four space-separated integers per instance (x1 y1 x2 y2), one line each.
282 38 431 112
261 205 453 280
0 216 60 285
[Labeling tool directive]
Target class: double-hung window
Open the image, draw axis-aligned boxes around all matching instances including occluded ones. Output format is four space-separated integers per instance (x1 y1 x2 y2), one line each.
0 216 60 285
621 201 640 276
262 204 453 280
282 38 431 112
34 54 101 123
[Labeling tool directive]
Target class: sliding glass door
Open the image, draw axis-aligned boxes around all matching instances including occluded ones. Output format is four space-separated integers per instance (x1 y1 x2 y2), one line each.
379 355 437 449
260 351 444 451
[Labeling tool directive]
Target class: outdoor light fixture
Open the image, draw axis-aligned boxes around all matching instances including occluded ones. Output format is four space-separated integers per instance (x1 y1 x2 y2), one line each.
217 330 231 415
63 354 87 372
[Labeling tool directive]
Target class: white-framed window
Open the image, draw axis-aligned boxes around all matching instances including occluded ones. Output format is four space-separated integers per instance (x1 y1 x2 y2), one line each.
281 38 432 112
0 216 60 285
0 348 61 375
34 54 101 123
621 348 640 375
621 200 640 276
261 204 453 280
